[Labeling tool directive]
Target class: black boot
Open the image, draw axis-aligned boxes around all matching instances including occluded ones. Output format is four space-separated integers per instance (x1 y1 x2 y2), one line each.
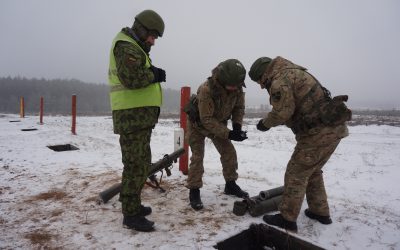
224 181 249 198
189 188 203 210
139 205 152 217
304 209 332 225
263 213 298 232
123 215 154 232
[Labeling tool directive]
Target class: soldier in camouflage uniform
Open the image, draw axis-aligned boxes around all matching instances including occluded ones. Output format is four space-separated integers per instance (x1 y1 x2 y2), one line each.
249 56 350 232
108 10 166 232
185 59 250 210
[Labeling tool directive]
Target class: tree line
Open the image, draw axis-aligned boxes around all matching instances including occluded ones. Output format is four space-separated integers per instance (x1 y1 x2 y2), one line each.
3 77 396 118
0 77 180 115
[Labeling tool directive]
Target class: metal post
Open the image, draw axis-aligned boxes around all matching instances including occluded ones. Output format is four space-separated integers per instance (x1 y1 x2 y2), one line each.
20 97 25 118
39 96 44 124
179 86 190 175
71 94 77 135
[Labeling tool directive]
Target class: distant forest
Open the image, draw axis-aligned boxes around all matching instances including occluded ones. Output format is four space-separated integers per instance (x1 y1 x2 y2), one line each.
0 77 180 115
2 77 398 118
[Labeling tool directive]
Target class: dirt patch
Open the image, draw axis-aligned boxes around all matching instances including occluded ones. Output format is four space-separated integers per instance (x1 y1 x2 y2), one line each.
179 206 193 215
81 181 90 187
30 190 68 201
179 218 196 226
85 195 101 204
24 230 58 247
155 178 180 190
88 171 120 183
0 186 11 194
0 216 6 224
50 209 64 217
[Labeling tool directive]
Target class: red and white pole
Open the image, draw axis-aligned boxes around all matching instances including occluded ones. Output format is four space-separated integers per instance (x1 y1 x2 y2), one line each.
179 86 190 175
71 94 77 135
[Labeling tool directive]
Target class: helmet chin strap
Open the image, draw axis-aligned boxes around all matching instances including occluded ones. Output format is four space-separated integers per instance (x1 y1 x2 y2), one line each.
128 24 152 53
261 79 273 94
266 78 273 89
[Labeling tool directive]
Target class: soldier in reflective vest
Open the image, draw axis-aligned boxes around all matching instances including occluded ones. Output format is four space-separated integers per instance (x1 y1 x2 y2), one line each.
108 9 166 232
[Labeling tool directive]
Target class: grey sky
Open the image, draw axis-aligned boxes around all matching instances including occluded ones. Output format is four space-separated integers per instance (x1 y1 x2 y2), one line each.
1 0 399 109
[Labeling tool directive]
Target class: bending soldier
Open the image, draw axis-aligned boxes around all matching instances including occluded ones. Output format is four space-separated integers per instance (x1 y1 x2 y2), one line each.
249 56 350 232
108 10 166 232
185 59 249 210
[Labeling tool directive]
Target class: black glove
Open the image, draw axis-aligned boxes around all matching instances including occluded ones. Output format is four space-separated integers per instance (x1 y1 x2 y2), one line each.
228 130 248 142
256 119 270 132
150 65 166 83
232 123 242 131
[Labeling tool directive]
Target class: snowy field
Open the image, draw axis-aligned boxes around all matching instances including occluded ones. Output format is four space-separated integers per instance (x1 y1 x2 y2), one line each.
1 113 399 250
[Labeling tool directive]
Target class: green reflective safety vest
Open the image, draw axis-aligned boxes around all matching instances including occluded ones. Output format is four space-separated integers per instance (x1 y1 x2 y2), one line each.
108 32 162 111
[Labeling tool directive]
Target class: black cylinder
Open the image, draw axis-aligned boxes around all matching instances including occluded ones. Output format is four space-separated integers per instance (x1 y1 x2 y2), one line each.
258 186 284 200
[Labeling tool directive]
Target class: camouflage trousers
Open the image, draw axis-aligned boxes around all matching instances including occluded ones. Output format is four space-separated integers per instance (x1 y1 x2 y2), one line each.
279 126 345 222
186 123 238 189
118 129 152 216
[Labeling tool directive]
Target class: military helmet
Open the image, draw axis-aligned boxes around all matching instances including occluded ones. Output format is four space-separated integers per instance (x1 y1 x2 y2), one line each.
135 10 165 37
249 57 272 81
216 59 246 87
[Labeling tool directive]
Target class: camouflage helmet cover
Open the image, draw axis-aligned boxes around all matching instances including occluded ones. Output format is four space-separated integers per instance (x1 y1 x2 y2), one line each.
216 59 246 87
249 57 272 81
135 10 165 37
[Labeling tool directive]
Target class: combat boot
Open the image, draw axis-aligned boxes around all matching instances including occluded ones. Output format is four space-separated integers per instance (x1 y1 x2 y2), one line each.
263 213 298 232
139 204 152 217
189 188 203 210
304 209 332 225
123 215 155 232
224 181 249 198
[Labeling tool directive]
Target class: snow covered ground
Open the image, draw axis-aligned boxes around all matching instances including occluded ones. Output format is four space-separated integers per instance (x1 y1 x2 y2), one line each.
1 113 399 249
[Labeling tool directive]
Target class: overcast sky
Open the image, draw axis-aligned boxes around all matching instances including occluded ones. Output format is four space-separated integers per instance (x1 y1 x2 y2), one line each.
1 0 399 109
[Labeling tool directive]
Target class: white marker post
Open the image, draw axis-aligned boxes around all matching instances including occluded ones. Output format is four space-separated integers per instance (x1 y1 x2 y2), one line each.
174 128 185 151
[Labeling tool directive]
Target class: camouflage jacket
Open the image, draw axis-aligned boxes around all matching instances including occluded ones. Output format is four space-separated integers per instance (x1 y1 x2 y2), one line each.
111 27 159 134
194 76 245 139
259 56 348 137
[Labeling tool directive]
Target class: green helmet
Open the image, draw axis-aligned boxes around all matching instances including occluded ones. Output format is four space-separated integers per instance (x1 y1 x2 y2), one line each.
216 59 246 87
249 57 272 81
135 10 165 37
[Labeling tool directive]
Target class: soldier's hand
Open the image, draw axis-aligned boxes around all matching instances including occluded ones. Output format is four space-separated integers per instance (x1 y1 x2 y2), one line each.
228 130 248 142
256 119 270 132
150 65 166 83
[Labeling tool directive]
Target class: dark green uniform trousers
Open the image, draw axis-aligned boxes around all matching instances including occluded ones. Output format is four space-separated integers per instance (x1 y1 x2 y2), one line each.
119 129 152 216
